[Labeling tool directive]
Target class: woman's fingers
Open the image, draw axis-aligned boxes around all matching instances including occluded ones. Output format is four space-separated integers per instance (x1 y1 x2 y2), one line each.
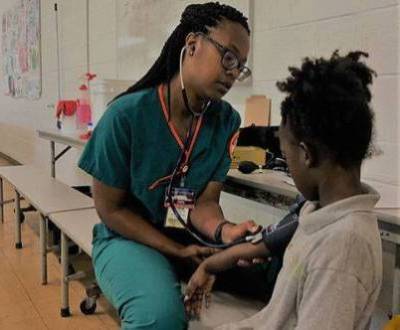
237 259 252 267
192 256 202 264
237 257 268 267
197 246 219 257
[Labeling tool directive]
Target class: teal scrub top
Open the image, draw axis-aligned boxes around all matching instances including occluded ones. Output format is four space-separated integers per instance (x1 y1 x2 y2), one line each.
78 85 241 229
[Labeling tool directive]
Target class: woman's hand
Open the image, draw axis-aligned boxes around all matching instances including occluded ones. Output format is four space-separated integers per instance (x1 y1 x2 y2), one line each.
222 220 260 243
237 256 270 267
179 245 218 264
184 264 216 319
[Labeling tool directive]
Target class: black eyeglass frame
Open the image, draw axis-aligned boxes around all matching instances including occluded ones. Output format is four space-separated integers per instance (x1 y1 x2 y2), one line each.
196 32 251 81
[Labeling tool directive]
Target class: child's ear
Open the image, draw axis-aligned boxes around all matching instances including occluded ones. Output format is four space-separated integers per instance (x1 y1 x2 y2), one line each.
299 142 317 168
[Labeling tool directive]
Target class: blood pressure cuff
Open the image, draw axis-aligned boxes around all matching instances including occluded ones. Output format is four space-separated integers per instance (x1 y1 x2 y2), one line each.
261 195 305 256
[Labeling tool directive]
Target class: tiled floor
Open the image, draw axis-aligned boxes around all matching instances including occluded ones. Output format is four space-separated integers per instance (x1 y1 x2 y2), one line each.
0 158 119 330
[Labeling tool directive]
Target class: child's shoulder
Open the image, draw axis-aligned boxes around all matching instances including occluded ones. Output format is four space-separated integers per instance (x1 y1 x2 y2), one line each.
306 213 381 284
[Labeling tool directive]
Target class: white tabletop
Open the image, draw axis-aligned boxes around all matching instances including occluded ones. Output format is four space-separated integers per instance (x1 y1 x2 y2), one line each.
0 165 94 215
227 169 298 199
227 169 400 226
37 128 86 149
375 208 400 226
48 208 100 256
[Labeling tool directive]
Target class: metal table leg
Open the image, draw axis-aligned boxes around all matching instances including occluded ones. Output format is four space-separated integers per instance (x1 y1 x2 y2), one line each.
393 244 400 316
40 214 48 285
14 190 22 249
51 141 56 178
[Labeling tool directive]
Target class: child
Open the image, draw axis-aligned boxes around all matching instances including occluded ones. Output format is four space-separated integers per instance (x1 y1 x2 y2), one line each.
185 51 382 330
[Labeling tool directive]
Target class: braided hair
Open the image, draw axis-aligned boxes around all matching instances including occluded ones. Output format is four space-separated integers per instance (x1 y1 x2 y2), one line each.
114 2 249 101
277 51 376 167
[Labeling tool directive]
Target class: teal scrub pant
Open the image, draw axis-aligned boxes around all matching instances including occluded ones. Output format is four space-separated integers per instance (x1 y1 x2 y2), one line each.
92 234 187 330
92 224 281 330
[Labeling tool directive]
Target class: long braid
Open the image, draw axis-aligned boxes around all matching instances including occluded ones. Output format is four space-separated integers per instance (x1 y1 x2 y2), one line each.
113 2 249 101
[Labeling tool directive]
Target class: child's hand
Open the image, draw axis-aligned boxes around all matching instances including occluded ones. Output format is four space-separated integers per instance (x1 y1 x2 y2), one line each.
184 264 216 319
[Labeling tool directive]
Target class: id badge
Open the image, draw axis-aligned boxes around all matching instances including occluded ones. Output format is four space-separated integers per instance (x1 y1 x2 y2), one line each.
164 187 195 229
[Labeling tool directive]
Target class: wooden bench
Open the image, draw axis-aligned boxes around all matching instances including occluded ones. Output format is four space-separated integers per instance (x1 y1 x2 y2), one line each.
0 165 94 285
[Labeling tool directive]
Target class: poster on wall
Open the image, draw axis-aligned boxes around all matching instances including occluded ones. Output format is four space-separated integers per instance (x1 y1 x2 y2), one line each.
1 0 41 99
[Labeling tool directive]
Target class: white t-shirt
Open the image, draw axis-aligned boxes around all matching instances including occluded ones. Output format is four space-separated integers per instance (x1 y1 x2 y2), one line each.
218 184 382 330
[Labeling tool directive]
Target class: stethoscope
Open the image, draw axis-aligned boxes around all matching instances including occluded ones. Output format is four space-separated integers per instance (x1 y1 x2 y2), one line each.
165 47 261 249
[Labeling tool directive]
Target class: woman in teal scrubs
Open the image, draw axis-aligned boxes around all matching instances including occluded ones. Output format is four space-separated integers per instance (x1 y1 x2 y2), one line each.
79 3 265 329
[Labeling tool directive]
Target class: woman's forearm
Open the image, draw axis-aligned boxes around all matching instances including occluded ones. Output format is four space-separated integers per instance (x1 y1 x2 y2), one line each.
190 200 226 240
99 207 184 258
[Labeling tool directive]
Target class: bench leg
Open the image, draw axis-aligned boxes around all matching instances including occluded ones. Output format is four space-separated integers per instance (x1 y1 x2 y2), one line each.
14 190 22 249
0 177 3 223
40 215 48 285
61 231 71 317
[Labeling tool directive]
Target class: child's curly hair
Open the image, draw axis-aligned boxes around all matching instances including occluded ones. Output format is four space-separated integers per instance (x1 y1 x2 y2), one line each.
277 50 377 167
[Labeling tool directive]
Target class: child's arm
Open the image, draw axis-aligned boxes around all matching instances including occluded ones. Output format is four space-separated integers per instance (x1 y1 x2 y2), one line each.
184 242 268 318
203 241 268 273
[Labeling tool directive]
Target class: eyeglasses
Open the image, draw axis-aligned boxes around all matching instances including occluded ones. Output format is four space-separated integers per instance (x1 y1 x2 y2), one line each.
196 32 251 82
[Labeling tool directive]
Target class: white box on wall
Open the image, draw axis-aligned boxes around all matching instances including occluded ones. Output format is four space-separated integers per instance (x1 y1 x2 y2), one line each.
90 79 135 125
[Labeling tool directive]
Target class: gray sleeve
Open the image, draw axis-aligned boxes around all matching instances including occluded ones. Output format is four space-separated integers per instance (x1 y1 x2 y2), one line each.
295 268 368 330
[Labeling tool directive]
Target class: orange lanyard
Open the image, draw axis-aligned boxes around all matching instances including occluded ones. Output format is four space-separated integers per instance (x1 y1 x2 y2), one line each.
148 85 203 191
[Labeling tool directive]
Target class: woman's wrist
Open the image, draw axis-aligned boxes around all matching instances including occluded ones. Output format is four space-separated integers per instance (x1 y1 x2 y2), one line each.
213 220 229 243
168 242 186 258
220 222 236 243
